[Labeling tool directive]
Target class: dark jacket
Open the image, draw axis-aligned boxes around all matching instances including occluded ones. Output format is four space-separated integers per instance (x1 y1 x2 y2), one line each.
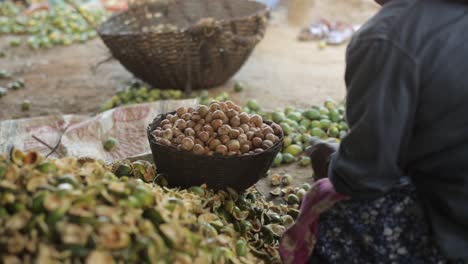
328 0 468 259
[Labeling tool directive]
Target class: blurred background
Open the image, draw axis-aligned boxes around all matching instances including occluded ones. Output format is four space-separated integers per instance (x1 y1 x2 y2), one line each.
0 0 378 121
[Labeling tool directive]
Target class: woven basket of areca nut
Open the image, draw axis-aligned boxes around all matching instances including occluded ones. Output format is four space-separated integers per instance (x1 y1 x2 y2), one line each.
147 101 283 191
98 0 268 92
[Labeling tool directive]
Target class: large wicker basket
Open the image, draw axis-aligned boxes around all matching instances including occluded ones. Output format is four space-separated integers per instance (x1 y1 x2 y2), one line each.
98 0 268 91
147 112 283 191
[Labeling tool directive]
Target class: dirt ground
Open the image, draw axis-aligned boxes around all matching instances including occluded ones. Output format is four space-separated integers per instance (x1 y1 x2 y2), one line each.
0 0 378 120
0 0 378 192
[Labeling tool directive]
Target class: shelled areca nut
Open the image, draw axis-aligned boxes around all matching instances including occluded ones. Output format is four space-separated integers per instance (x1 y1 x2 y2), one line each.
151 101 283 156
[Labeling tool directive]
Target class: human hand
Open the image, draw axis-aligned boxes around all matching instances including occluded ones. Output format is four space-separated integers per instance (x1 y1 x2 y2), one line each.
305 137 338 180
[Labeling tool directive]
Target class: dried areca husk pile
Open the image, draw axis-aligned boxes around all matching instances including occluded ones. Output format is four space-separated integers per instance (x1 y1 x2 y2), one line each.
0 149 302 263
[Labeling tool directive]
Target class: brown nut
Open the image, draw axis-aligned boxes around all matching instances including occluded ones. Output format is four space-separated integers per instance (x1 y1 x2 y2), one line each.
240 144 250 153
226 109 238 118
254 130 265 140
262 126 274 136
239 113 250 124
198 119 206 125
217 134 229 144
197 105 209 117
247 140 253 149
209 139 222 150
209 103 220 112
252 137 263 148
225 100 236 109
181 138 195 151
219 102 228 112
191 113 201 122
172 128 183 137
230 116 241 127
245 131 255 140
176 107 187 117
226 140 240 152
181 113 192 121
174 134 185 144
152 130 163 138
204 112 213 123
194 138 204 146
211 119 224 131
203 125 214 135
162 124 173 130
198 131 210 142
250 114 263 127
194 124 203 133
215 144 228 155
228 129 240 139
212 110 226 120
265 133 277 142
186 120 196 128
187 107 195 113
185 128 196 137
262 140 274 149
218 124 231 136
238 134 248 145
271 123 283 135
156 138 171 146
174 119 187 130
162 129 174 140
170 115 179 123
254 148 264 153
240 124 250 132
160 119 171 126
193 144 205 155
215 134 227 144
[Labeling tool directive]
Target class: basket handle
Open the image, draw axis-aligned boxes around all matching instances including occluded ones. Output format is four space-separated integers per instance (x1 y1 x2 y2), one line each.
224 29 265 48
128 0 171 16
188 15 267 48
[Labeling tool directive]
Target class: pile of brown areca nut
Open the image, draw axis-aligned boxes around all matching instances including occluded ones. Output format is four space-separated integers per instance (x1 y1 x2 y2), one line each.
151 101 283 156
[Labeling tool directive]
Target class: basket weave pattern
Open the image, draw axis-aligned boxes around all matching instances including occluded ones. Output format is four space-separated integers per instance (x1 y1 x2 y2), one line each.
99 0 268 90
147 112 283 191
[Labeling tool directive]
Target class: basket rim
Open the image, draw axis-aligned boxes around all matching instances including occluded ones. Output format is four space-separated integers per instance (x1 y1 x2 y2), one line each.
98 0 268 37
147 111 284 161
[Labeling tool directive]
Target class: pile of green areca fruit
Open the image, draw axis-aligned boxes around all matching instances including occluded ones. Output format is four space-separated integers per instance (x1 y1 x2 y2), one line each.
243 99 348 167
0 1 107 49
99 81 230 112
0 149 303 263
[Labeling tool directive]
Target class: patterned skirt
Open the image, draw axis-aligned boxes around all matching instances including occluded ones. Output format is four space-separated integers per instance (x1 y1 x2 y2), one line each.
310 185 447 264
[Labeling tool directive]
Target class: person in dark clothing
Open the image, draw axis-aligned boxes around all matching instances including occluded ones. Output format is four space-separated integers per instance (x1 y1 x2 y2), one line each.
281 0 468 263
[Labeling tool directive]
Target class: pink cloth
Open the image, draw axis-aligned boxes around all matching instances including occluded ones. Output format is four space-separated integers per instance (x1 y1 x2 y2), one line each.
279 179 348 264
